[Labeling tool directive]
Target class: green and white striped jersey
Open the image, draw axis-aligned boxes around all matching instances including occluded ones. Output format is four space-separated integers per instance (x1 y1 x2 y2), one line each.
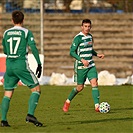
70 32 97 69
2 26 41 64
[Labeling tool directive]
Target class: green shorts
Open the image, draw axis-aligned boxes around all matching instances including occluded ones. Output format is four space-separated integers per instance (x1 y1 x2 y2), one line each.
4 59 39 90
75 66 98 85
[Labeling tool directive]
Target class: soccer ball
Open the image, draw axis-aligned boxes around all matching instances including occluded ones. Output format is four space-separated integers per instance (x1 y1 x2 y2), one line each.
99 102 110 113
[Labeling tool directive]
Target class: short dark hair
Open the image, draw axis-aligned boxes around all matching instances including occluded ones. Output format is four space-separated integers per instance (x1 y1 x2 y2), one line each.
82 19 91 26
12 10 24 24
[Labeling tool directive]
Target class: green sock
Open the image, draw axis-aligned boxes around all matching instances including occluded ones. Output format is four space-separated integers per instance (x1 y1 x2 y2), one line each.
28 91 40 115
92 87 100 104
68 88 78 101
1 96 11 121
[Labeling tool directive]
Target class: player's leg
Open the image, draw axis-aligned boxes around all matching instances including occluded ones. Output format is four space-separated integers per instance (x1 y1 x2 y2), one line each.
27 85 41 116
17 68 42 126
90 78 100 112
63 85 84 112
87 67 100 112
1 73 18 127
25 84 42 127
63 69 87 112
1 90 14 127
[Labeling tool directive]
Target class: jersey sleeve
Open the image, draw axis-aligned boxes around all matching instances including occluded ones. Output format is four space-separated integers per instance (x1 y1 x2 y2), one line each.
2 33 7 55
92 49 97 56
27 31 41 65
91 35 97 56
70 36 82 61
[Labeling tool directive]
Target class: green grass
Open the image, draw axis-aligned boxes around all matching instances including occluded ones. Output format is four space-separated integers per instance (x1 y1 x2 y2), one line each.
0 85 133 133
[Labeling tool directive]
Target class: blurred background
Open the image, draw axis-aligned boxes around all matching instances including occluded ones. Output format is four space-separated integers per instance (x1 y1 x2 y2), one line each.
0 0 133 83
0 0 133 13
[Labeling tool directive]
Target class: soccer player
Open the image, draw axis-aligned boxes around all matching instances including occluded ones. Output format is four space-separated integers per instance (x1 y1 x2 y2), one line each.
63 19 104 112
1 10 43 127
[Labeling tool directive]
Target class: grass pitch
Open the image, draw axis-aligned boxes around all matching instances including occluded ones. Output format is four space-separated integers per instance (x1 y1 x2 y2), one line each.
0 85 133 133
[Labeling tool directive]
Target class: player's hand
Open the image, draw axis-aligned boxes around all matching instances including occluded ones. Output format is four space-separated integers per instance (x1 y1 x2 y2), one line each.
97 54 104 59
36 64 42 78
81 59 89 67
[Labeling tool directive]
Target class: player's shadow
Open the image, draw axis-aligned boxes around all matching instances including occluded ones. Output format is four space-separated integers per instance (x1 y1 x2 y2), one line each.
75 117 133 124
58 117 133 126
112 107 133 111
59 107 133 126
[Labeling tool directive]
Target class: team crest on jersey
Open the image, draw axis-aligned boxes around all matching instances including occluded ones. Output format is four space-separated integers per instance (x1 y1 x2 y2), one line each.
84 39 92 47
30 37 34 41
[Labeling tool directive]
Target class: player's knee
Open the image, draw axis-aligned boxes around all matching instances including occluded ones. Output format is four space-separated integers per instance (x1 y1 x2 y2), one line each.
4 90 14 99
32 90 41 95
90 79 98 87
31 85 41 93
77 85 84 92
91 83 98 87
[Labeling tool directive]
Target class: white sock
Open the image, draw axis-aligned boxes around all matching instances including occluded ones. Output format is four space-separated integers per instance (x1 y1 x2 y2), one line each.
95 103 99 108
66 99 70 103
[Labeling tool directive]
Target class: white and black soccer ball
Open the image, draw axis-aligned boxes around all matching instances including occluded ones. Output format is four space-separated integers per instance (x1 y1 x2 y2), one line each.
99 102 110 113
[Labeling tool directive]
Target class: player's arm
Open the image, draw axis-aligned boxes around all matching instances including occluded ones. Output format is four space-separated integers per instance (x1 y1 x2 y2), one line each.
28 31 42 78
30 44 41 64
70 37 81 61
2 38 7 55
27 31 41 65
92 49 97 56
91 35 97 56
92 35 104 59
30 43 42 78
92 49 104 59
70 37 89 67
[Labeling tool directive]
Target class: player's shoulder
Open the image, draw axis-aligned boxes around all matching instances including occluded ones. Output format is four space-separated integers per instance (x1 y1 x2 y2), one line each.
88 33 93 37
3 26 32 38
18 26 30 34
3 27 13 34
74 32 83 39
3 27 14 37
4 26 29 34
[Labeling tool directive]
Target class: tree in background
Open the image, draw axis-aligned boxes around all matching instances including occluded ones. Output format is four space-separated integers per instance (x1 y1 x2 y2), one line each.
106 0 133 12
63 0 73 12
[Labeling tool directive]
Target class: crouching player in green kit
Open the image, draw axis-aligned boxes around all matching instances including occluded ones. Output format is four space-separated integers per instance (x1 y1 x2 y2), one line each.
63 19 104 112
1 11 43 127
